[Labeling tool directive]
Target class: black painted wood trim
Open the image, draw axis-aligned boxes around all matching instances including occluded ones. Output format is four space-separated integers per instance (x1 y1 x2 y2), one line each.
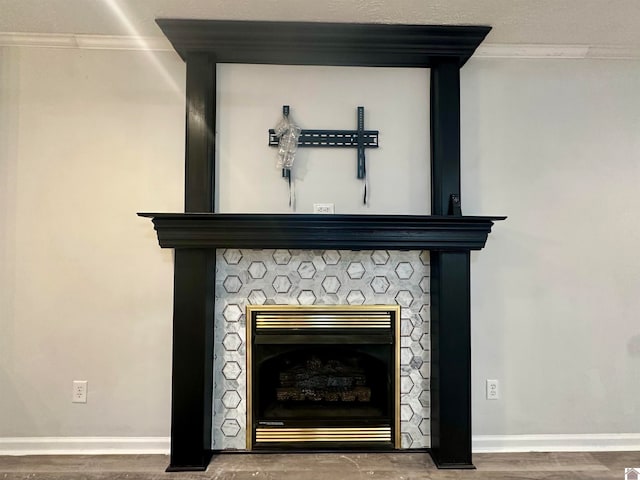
138 213 505 251
167 250 215 471
157 20 491 67
150 18 500 472
429 61 473 467
431 62 461 216
430 252 473 468
184 54 215 213
166 50 218 472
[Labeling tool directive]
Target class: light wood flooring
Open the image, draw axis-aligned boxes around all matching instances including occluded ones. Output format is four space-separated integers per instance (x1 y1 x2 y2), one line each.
1 451 639 479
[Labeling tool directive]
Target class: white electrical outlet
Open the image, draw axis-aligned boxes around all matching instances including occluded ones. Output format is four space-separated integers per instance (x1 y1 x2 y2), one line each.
72 380 88 403
486 379 499 400
313 203 335 214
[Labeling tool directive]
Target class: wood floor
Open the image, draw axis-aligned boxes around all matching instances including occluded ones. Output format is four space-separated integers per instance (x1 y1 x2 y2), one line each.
1 451 639 479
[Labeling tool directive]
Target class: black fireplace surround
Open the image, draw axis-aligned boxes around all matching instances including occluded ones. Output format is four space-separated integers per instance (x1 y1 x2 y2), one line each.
140 20 504 472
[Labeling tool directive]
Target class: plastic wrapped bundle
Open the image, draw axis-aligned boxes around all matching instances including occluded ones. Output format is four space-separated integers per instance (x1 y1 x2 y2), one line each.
274 114 301 169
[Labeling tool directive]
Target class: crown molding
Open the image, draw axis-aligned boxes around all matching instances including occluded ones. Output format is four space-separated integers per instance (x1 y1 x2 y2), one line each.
1 32 639 60
475 43 640 59
0 32 173 51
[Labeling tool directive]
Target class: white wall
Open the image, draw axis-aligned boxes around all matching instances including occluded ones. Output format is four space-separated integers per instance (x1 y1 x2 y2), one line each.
217 64 430 214
463 58 640 434
0 46 184 436
1 44 639 440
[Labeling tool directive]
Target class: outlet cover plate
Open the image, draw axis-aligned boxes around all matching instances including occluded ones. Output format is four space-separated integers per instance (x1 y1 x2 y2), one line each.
313 203 335 214
72 380 88 403
486 379 499 400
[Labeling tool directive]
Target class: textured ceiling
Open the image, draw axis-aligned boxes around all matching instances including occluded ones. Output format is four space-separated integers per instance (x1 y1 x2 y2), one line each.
1 0 640 46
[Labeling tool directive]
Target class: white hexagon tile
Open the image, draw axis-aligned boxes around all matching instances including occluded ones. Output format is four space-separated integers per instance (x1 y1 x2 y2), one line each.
212 249 430 450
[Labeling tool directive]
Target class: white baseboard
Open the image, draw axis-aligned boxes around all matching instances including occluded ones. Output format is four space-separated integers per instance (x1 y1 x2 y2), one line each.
473 434 640 453
1 434 638 456
0 437 170 456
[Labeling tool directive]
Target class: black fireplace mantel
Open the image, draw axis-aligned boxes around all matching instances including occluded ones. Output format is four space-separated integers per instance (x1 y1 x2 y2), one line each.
138 213 505 251
144 18 501 473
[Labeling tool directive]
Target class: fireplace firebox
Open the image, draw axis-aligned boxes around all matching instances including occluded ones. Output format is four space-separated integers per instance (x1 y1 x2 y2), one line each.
247 305 400 449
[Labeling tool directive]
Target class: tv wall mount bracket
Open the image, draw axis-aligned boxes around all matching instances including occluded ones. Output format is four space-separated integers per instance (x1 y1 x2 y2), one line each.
268 105 379 205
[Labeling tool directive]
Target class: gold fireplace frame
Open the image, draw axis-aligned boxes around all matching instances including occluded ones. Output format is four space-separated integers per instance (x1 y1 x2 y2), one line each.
246 304 401 450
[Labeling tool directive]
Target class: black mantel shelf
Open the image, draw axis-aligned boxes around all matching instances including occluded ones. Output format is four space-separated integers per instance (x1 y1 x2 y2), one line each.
138 213 505 251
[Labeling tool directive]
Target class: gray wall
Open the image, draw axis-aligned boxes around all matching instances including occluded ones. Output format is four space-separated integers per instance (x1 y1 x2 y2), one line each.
1 44 639 440
0 46 183 437
463 58 640 435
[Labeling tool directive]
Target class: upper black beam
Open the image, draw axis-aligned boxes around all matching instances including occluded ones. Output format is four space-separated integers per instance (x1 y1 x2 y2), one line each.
138 213 505 251
156 20 491 67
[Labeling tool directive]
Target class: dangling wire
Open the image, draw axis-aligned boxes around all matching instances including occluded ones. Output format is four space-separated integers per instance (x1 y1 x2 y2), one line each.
356 106 368 205
363 169 368 205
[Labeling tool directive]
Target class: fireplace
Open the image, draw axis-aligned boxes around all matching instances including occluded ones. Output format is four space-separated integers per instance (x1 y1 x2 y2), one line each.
141 209 504 469
246 305 400 449
212 248 431 450
141 19 504 472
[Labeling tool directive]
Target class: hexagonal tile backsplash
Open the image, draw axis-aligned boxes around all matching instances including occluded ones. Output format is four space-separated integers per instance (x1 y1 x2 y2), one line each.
213 249 430 450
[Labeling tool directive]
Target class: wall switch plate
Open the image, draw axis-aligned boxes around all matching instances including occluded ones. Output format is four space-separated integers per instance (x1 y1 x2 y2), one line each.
313 203 335 214
72 380 88 403
486 379 499 400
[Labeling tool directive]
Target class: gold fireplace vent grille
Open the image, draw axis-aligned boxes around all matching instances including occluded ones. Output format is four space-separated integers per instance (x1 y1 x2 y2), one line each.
255 427 392 443
255 310 392 329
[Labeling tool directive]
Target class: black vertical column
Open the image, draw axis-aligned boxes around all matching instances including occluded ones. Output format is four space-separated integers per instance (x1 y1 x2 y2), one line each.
430 60 460 216
184 53 216 213
429 60 474 468
429 252 472 468
168 250 215 471
167 54 216 472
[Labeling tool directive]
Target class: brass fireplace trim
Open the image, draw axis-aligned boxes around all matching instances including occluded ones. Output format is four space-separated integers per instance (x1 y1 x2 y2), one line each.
255 427 392 443
255 311 392 329
245 304 401 450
